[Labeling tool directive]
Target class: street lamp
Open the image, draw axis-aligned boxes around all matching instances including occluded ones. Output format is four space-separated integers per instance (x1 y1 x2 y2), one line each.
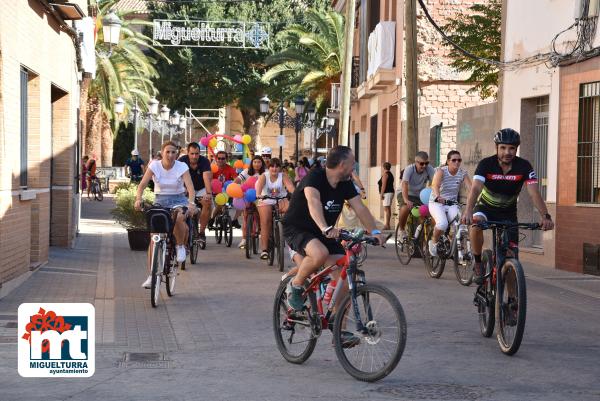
114 96 125 114
293 95 306 163
146 97 159 161
100 10 122 57
159 105 170 143
259 95 270 114
170 111 180 126
307 104 317 158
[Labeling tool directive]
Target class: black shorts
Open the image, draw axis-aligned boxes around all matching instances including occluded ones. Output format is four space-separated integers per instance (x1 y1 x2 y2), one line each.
473 203 519 244
283 225 345 257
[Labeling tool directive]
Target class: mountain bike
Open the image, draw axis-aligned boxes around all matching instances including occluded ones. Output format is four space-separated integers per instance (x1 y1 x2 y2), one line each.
244 202 260 259
89 175 103 201
214 203 234 247
143 204 187 307
428 200 474 284
473 220 540 355
273 229 406 382
261 195 287 272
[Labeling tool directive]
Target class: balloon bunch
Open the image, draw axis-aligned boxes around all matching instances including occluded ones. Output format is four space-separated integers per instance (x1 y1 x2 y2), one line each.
209 175 260 209
410 187 433 217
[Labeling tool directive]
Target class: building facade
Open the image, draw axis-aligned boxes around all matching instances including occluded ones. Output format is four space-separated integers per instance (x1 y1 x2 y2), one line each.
0 1 85 293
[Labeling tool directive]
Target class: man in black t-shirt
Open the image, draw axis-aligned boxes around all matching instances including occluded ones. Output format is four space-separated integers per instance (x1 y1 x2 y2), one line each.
283 146 385 315
179 142 213 240
462 129 554 284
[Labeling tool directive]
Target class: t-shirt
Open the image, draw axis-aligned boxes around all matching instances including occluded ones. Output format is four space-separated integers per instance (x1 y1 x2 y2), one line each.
402 163 435 197
125 157 145 176
283 168 358 235
148 160 189 195
431 166 468 202
178 155 211 191
473 155 537 212
214 164 237 183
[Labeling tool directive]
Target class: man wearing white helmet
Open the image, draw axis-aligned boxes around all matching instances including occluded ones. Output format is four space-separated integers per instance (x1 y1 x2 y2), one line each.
125 149 145 183
261 147 272 167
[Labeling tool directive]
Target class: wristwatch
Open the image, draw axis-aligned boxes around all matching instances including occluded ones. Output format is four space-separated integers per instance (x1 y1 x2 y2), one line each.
321 226 333 235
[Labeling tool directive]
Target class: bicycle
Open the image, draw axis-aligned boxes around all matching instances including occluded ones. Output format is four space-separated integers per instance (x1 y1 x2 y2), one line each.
427 200 474 284
244 202 260 259
186 195 208 268
472 220 540 355
394 206 441 274
273 229 406 382
89 175 103 201
260 195 287 272
143 204 188 307
213 202 234 247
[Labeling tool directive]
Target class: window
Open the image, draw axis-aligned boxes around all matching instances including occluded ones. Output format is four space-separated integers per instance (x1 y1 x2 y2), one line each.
369 114 378 167
534 96 549 201
20 67 28 187
577 82 600 203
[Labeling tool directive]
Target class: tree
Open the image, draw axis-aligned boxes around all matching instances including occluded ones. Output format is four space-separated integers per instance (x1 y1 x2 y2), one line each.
148 0 331 136
442 0 501 99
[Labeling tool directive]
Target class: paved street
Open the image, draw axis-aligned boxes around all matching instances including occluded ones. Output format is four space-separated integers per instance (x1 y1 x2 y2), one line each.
0 197 599 401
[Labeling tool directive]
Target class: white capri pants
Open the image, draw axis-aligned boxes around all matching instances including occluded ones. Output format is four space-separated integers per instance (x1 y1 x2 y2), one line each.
428 201 460 232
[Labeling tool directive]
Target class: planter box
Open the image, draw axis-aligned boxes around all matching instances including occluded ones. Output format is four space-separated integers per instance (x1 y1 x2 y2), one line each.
127 230 150 251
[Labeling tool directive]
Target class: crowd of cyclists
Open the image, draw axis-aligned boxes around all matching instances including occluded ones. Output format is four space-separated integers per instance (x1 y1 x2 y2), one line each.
126 128 554 306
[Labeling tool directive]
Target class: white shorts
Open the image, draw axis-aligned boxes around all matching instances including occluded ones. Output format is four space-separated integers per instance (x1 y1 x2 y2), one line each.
382 193 393 207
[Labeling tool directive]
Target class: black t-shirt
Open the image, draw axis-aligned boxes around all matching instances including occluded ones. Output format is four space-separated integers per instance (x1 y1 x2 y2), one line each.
474 155 538 212
178 155 211 191
283 168 358 235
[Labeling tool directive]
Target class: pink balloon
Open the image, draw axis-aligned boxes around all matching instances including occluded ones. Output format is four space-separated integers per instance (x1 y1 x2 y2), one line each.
200 137 210 146
233 134 242 143
241 182 250 192
211 179 223 194
246 176 257 188
419 204 430 217
232 197 246 210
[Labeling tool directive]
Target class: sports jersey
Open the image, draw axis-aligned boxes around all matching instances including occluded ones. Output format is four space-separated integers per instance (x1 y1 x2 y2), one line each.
473 155 537 212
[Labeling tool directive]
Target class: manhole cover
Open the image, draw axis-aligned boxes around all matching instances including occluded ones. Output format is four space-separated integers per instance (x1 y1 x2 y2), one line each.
4 322 17 328
119 352 171 369
374 383 485 400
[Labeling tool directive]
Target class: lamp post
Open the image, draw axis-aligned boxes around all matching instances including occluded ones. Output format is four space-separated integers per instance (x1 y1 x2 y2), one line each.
147 97 159 161
169 111 180 141
101 10 122 56
307 104 316 159
293 95 306 163
160 105 170 143
132 98 140 152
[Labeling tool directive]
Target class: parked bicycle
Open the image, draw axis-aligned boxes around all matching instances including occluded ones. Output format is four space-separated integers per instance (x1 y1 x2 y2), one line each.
394 206 441 273
244 202 260 259
273 229 406 382
427 200 474 284
260 195 287 272
143 204 188 307
89 175 103 201
473 220 540 355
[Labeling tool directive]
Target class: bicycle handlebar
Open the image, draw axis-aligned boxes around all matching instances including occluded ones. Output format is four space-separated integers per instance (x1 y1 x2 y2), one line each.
258 195 289 201
475 221 541 230
338 229 391 246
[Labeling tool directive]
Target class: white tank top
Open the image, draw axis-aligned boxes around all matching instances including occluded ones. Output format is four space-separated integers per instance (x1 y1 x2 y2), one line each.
260 172 287 204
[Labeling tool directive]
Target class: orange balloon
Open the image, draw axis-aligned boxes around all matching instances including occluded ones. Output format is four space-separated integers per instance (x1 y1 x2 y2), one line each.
211 163 219 173
233 159 244 169
243 163 249 169
225 182 244 198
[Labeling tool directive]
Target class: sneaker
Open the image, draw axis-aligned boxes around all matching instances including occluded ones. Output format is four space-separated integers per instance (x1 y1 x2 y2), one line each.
428 240 438 257
238 239 246 249
285 280 306 311
176 245 187 263
198 231 206 243
260 250 269 260
340 330 361 349
231 219 241 229
207 218 215 230
141 275 152 289
473 261 483 285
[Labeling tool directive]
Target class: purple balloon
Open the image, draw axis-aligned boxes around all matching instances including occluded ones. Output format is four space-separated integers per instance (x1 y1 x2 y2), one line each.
232 197 246 210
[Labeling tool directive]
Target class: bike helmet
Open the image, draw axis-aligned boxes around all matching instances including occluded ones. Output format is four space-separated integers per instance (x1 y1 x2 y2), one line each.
493 128 520 146
261 146 272 155
131 149 139 156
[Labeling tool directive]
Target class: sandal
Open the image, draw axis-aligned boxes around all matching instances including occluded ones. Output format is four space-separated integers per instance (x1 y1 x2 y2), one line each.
260 250 268 260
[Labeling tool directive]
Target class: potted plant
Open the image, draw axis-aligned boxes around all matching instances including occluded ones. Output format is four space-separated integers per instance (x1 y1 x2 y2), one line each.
111 184 155 250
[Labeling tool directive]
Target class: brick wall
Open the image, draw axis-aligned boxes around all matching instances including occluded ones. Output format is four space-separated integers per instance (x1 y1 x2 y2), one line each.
0 198 31 284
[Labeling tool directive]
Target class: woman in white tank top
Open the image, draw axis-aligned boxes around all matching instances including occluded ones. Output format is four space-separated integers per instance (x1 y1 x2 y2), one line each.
428 150 472 257
255 157 296 259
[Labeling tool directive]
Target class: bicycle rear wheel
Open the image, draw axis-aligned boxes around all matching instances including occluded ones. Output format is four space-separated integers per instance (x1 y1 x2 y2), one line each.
245 213 253 259
477 249 495 337
150 241 164 308
394 223 413 265
333 284 407 382
94 184 104 201
496 258 526 355
276 220 285 272
273 276 317 364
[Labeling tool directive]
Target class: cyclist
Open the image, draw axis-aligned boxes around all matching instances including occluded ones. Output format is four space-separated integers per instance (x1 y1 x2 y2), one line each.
255 157 295 260
134 141 197 289
178 142 213 244
282 146 385 315
461 129 554 284
260 147 272 168
428 150 472 256
234 155 266 249
397 151 435 239
85 157 97 200
209 150 238 229
125 149 145 183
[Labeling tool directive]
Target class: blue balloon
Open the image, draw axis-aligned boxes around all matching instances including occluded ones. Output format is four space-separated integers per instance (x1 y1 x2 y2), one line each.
420 187 433 204
244 188 257 202
223 180 233 191
235 143 243 152
244 157 251 164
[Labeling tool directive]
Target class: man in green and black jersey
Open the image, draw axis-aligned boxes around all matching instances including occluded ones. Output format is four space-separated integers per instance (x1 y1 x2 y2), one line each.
462 129 554 284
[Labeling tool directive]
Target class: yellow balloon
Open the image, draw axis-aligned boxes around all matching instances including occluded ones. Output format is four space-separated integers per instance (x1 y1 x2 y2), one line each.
215 193 228 206
209 138 218 148
241 134 251 145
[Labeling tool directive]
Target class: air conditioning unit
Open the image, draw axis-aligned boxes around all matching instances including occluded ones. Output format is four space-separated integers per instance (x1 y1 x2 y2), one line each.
575 0 599 19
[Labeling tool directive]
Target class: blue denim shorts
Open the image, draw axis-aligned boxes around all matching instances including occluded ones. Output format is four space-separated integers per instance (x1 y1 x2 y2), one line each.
154 194 188 209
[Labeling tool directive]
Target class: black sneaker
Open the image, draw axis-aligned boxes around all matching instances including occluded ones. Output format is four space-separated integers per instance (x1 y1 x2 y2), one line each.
340 330 361 349
231 219 241 229
473 262 483 285
207 218 215 230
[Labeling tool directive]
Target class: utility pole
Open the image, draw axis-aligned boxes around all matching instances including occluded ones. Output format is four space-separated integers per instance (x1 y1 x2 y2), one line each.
405 0 419 162
339 0 357 147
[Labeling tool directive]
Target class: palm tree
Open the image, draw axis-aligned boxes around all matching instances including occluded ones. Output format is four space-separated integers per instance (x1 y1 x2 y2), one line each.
262 9 344 110
84 0 168 165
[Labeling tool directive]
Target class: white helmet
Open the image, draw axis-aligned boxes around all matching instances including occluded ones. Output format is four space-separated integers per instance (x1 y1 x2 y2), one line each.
131 149 139 156
261 147 272 155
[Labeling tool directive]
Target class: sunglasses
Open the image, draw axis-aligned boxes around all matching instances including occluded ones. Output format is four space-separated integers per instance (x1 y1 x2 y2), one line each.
450 158 462 163
417 161 429 166
217 157 227 161
263 155 271 158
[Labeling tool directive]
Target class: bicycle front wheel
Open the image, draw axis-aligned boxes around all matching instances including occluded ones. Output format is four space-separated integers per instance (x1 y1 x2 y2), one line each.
223 215 233 247
165 253 177 297
272 277 317 364
453 235 473 286
423 230 444 278
150 241 164 308
333 284 407 382
190 219 199 264
267 230 275 266
245 213 253 259
276 220 285 272
94 185 104 201
215 216 223 244
477 249 495 337
496 258 526 355
394 223 413 265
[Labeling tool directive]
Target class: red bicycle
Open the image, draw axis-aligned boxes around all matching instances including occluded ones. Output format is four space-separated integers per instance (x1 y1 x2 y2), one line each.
273 229 406 382
243 202 260 258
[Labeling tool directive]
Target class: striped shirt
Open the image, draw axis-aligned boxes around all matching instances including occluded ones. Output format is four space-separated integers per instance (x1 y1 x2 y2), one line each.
431 166 468 202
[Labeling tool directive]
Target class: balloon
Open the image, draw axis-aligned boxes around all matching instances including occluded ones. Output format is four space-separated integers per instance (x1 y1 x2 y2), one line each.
215 193 228 206
226 182 244 198
211 163 219 174
232 197 246 210
243 164 249 169
233 134 242 142
211 179 222 194
244 158 251 164
246 176 258 188
411 207 421 218
419 187 433 205
241 134 251 145
235 143 243 152
200 137 210 147
244 188 257 202
209 138 218 148
419 204 430 217
233 159 244 169
223 180 233 192
241 182 250 192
